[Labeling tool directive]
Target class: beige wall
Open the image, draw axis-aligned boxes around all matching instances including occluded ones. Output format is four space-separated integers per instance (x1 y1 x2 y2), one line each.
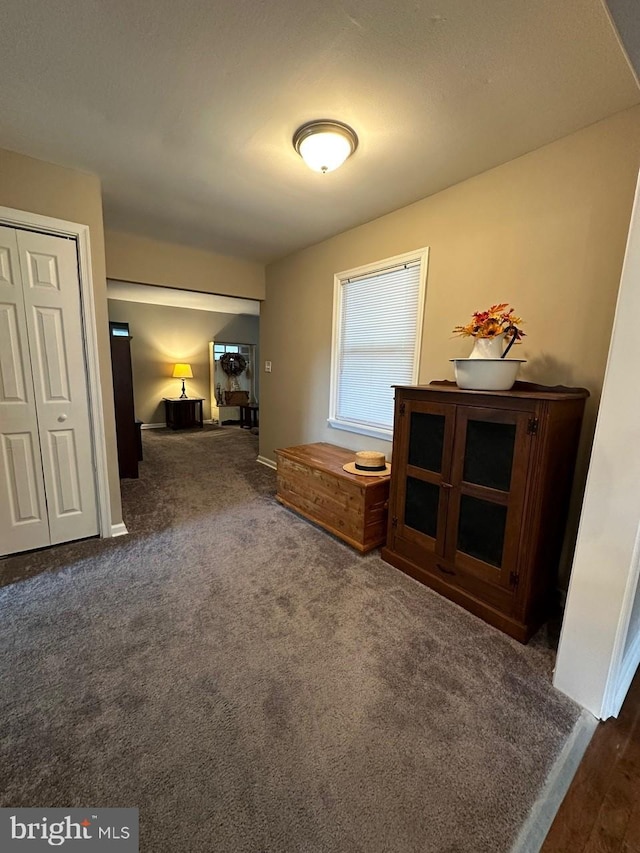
0 147 122 526
107 298 259 424
261 107 640 578
105 230 265 301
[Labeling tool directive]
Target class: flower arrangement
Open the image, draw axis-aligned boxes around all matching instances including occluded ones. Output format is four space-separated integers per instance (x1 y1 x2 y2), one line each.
453 303 525 341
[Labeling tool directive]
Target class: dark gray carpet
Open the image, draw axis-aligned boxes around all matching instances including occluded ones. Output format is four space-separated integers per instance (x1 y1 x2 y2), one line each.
0 427 581 852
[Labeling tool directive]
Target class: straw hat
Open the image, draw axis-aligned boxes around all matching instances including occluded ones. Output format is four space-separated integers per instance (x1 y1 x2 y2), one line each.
342 450 391 477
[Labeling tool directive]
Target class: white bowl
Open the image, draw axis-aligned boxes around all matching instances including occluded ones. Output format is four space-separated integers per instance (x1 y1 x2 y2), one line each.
450 358 526 391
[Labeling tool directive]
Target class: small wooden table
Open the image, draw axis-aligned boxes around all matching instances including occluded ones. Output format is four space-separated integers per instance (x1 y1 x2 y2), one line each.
275 442 390 553
163 397 204 430
239 403 259 429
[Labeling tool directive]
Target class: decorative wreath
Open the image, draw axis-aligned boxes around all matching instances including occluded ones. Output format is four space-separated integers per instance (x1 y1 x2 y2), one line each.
219 352 247 377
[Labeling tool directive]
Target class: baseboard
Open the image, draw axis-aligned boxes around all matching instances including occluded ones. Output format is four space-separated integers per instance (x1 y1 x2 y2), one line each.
141 420 214 430
257 455 276 470
510 709 597 853
110 522 129 537
141 420 214 429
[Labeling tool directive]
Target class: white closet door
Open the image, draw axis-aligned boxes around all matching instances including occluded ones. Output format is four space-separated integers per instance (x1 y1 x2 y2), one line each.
16 229 98 546
0 226 51 555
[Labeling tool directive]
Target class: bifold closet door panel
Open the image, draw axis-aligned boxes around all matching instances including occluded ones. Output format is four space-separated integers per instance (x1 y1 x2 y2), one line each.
15 229 99 546
0 226 51 555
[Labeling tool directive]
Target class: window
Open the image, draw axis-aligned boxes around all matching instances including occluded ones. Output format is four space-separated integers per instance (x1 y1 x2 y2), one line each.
329 248 428 440
213 343 240 355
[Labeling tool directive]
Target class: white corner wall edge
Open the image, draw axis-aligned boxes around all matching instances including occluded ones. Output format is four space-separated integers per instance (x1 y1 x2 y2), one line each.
257 455 276 470
110 522 129 537
510 710 597 853
553 169 640 719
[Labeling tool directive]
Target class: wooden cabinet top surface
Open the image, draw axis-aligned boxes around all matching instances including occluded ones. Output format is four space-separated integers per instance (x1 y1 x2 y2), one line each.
275 442 391 487
394 380 589 401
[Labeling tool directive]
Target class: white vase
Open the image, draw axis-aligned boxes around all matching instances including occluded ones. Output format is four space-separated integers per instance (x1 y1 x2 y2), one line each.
468 334 504 359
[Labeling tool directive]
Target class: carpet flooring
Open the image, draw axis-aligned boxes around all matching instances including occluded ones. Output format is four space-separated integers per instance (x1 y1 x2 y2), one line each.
0 427 582 852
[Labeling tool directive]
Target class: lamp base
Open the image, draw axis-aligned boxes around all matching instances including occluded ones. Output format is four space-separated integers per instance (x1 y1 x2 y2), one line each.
179 379 187 398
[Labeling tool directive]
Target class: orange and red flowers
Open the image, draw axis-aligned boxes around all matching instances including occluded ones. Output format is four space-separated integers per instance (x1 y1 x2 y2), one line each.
453 303 525 340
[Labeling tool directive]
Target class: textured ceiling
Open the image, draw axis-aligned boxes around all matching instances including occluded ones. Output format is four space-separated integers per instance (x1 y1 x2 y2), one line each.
0 0 638 262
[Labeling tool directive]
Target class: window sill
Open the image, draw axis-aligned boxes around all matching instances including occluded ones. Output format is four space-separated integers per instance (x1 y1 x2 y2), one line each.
327 418 393 442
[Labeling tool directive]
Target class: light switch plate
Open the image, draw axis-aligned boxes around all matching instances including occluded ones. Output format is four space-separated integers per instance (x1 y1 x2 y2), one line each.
265 361 272 373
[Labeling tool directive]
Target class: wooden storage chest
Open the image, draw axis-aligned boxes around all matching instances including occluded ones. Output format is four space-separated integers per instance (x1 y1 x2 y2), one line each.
275 442 390 552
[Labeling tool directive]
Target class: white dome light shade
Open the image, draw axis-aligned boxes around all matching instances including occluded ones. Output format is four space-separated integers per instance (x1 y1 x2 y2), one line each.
298 131 352 173
293 120 358 174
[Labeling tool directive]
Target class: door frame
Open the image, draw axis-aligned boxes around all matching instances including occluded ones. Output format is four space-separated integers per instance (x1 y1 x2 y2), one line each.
0 205 116 541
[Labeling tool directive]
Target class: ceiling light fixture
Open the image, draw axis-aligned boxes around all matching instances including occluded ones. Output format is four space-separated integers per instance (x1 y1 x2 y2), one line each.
293 120 358 174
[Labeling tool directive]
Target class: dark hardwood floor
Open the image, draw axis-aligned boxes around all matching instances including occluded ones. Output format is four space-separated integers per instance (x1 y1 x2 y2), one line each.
542 669 640 852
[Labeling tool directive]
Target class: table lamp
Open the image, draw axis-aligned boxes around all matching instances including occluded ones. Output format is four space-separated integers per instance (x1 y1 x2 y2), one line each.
172 363 193 398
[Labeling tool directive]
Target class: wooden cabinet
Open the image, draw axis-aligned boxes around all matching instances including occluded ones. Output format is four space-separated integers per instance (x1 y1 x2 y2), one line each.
275 443 390 553
109 322 138 479
381 381 588 642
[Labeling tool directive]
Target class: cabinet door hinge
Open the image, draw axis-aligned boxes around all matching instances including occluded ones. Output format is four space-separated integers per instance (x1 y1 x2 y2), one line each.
527 417 539 436
509 571 519 588
399 402 406 416
391 516 398 528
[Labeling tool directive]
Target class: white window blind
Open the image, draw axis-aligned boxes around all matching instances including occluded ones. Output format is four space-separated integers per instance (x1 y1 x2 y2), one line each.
330 251 427 439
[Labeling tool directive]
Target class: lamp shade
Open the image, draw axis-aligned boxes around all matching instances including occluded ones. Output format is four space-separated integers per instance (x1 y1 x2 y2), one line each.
172 363 193 379
293 120 358 174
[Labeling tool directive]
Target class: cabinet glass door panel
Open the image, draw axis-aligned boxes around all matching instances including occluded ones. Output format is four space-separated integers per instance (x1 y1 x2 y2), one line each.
393 398 455 554
463 419 516 491
457 495 507 567
447 406 531 590
404 476 440 540
408 411 446 473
